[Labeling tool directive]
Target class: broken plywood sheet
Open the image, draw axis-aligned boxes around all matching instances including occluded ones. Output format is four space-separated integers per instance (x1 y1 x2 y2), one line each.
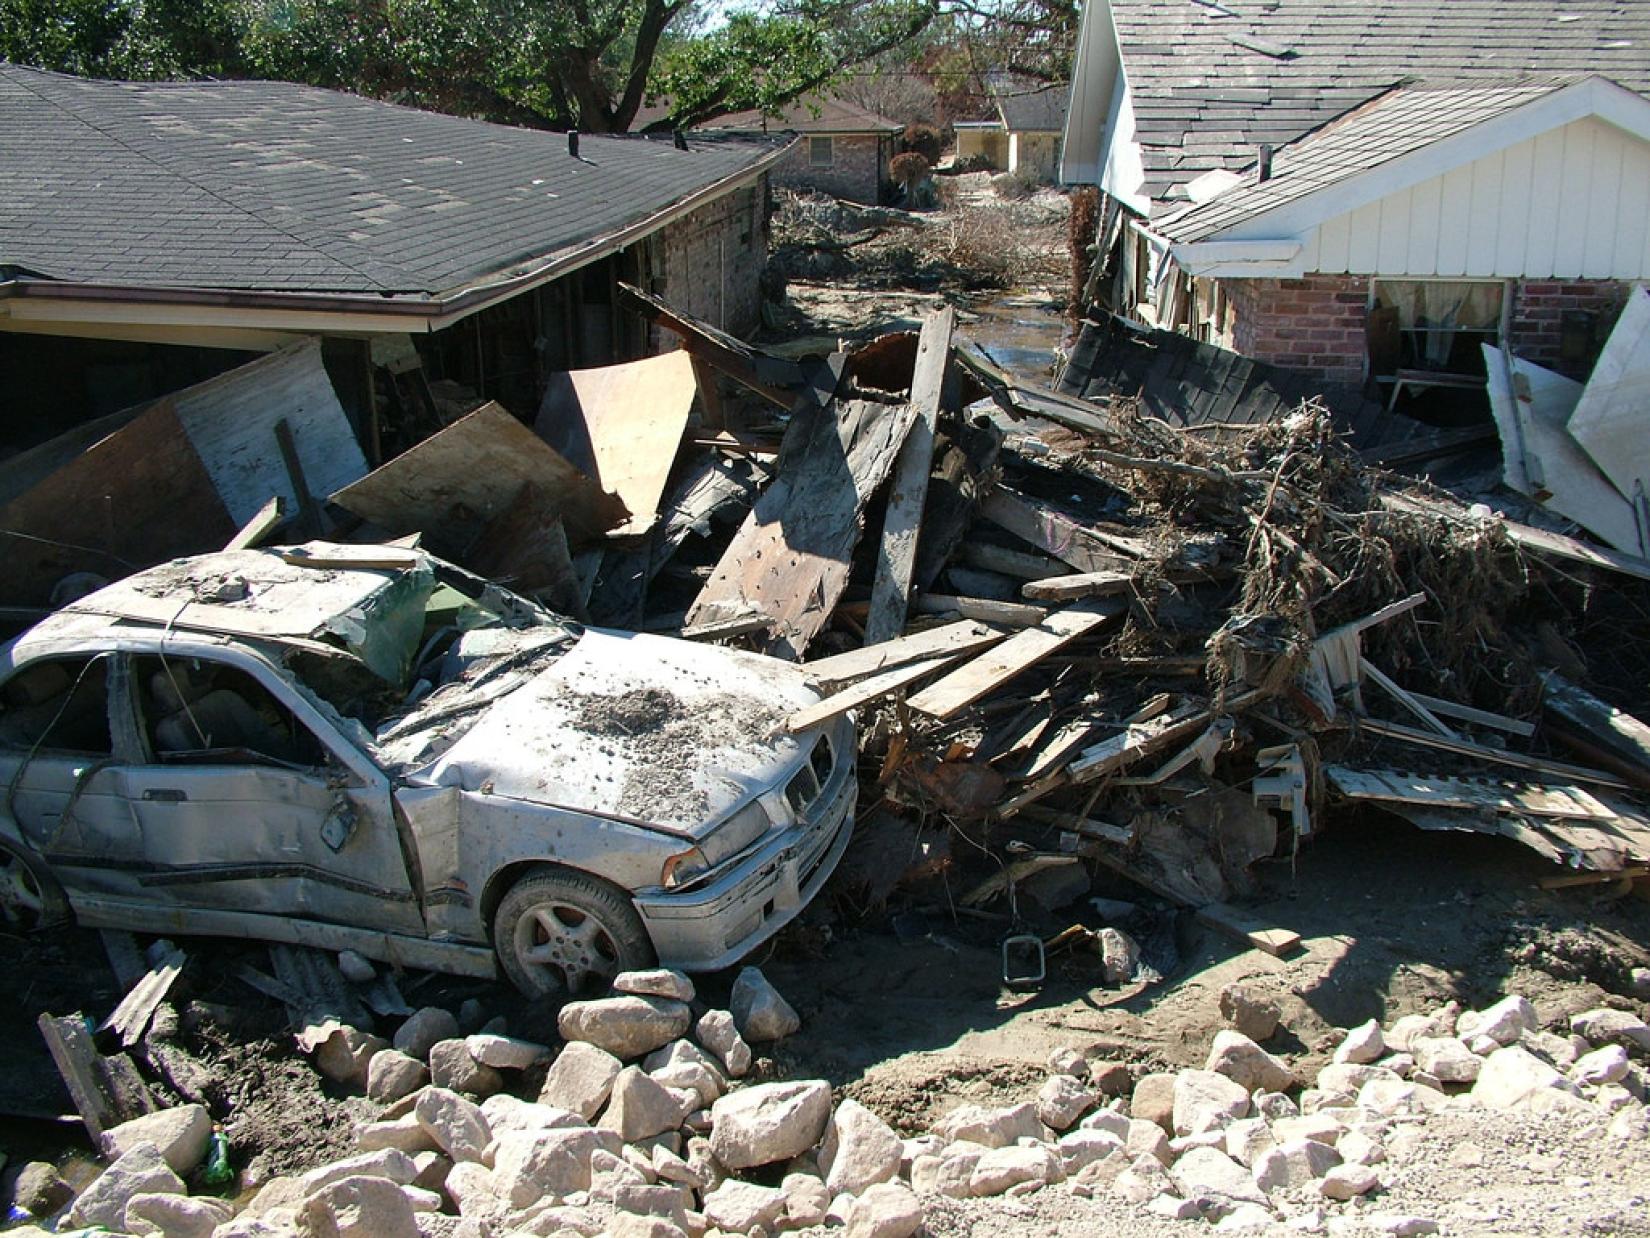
1568 285 1650 507
1483 344 1644 555
0 401 236 606
685 398 917 661
172 339 368 526
1324 766 1618 819
535 350 697 537
330 402 628 554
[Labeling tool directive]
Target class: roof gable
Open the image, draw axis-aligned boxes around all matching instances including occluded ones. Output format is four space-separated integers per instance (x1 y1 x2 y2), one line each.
996 83 1069 133
706 94 901 134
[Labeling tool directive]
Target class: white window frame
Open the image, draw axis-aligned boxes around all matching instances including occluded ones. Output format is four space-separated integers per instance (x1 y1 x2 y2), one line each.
808 136 834 168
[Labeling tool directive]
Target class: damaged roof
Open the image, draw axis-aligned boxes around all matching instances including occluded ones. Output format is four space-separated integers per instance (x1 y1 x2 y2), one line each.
706 94 902 134
1101 0 1650 207
0 65 789 299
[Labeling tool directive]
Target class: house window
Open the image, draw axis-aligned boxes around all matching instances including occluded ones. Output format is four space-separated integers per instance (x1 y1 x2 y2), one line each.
1368 279 1507 378
809 136 834 168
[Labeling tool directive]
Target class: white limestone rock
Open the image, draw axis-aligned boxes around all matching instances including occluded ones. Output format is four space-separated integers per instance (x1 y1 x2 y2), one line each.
1334 1020 1386 1065
1573 1044 1632 1087
1171 1146 1270 1206
1456 995 1536 1047
1252 1138 1341 1193
1472 1046 1583 1110
968 1144 1063 1197
1036 1073 1097 1131
68 1143 184 1231
843 1181 923 1238
101 1104 213 1175
1318 1163 1378 1199
1173 1069 1252 1136
614 969 695 1003
465 1033 550 1071
393 1008 460 1061
729 967 801 1042
1208 1030 1296 1093
700 1180 786 1233
693 1009 753 1078
932 1102 1041 1149
558 996 692 1060
820 1098 902 1196
708 1079 832 1170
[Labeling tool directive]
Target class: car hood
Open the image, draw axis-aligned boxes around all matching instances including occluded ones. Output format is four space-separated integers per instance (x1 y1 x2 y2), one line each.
402 628 820 836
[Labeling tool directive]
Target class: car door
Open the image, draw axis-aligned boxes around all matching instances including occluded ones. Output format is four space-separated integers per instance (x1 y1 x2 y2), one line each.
0 652 146 897
119 650 424 935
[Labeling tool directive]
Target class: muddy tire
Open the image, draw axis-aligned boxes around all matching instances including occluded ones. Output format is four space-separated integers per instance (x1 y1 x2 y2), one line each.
0 840 67 932
492 867 654 997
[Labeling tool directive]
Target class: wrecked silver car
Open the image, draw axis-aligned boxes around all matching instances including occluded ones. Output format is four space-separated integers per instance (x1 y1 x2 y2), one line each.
0 544 855 994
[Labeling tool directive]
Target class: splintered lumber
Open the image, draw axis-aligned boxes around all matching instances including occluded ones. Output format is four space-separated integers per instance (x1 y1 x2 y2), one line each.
331 402 629 552
225 496 286 551
865 306 956 644
1196 903 1302 958
981 488 1147 573
1022 714 1105 780
801 619 1005 688
960 542 1068 580
1405 692 1535 738
911 594 1049 627
280 544 424 571
1067 700 1211 783
686 399 917 660
787 655 957 732
1359 657 1458 739
618 282 806 408
1357 717 1631 789
1542 673 1650 789
905 598 1122 720
534 350 698 536
39 1013 158 1138
1324 766 1618 819
1023 569 1140 601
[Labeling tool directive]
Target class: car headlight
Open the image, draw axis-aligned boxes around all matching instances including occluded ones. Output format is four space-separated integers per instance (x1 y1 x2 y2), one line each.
661 846 710 890
700 799 773 866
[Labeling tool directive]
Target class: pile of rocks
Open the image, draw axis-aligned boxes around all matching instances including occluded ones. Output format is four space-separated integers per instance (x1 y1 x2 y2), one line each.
17 971 1650 1238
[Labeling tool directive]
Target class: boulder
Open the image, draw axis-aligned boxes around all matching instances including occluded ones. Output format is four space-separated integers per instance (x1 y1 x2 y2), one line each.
490 1127 603 1208
100 1104 213 1174
782 1172 830 1226
607 1217 687 1238
589 1147 650 1201
729 967 801 1042
1318 1163 1379 1200
1317 1062 1400 1095
539 1041 624 1119
297 1149 420 1197
820 1098 902 1195
1223 1117 1275 1168
649 1060 723 1110
353 1114 437 1155
843 1181 923 1238
1456 995 1536 1047
1172 1070 1252 1136
68 1143 184 1230
13 1160 72 1217
693 1010 753 1078
1057 1129 1125 1175
1410 1037 1481 1085
1088 1060 1133 1097
932 1102 1041 1149
1334 1020 1386 1065
1384 1014 1441 1053
652 1144 707 1189
1131 1073 1178 1132
1147 1194 1200 1220
612 1182 690 1225
300 1022 388 1088
1126 1118 1173 1166
1112 1152 1175 1204
465 1034 550 1071
394 1008 460 1061
414 1087 491 1163
1078 1108 1129 1140
700 1180 786 1233
968 1144 1063 1196
1573 1044 1632 1086
296 1174 421 1237
428 1039 503 1098
1338 1129 1386 1166
1571 1008 1650 1052
1048 1046 1087 1077
123 1192 233 1238
559 996 692 1060
1171 1146 1269 1206
1219 985 1282 1042
1036 1073 1096 1131
600 1067 693 1142
478 1093 583 1138
1252 1138 1341 1193
367 1050 430 1105
614 969 695 1003
1472 1045 1583 1110
1215 1202 1277 1230
708 1079 832 1170
927 1142 987 1198
1207 1030 1296 1093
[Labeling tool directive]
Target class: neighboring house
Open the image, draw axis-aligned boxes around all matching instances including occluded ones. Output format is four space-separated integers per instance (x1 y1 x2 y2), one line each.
953 82 1070 182
1060 0 1650 387
705 96 901 205
0 64 792 449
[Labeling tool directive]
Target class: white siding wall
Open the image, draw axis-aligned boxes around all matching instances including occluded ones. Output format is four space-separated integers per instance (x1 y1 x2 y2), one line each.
1303 117 1650 279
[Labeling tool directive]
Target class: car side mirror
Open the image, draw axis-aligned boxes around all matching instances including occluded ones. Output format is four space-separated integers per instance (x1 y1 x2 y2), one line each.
320 797 358 853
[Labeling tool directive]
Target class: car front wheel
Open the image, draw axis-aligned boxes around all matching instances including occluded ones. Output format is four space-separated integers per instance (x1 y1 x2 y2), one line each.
0 842 64 932
492 867 655 997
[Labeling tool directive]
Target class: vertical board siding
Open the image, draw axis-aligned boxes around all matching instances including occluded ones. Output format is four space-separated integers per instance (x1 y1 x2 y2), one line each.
1296 117 1650 280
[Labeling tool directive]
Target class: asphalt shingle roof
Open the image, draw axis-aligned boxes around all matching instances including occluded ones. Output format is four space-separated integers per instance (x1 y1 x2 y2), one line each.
707 94 902 134
0 65 788 297
997 83 1069 133
1110 0 1650 209
1156 77 1579 242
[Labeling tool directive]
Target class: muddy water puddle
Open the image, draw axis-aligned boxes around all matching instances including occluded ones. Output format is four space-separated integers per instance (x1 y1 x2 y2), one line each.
957 289 1070 388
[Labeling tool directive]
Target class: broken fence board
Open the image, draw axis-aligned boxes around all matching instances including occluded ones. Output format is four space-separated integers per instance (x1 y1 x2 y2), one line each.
787 655 957 733
1359 657 1458 739
801 619 1006 688
535 350 698 537
1324 766 1618 819
1406 692 1536 738
906 599 1122 720
864 306 956 644
686 399 917 661
1196 904 1302 958
330 402 628 553
1068 689 1264 784
1022 569 1142 601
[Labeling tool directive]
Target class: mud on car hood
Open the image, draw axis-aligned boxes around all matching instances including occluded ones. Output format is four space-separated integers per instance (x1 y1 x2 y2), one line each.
404 628 820 836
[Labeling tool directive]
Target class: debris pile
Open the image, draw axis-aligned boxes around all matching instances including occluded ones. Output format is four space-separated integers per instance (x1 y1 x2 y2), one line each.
23 964 1650 1237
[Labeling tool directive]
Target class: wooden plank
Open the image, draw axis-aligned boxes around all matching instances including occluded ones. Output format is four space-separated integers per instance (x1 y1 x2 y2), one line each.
280 544 424 571
802 619 1006 688
1324 765 1619 819
225 496 286 551
1023 569 1141 601
1359 657 1458 738
910 594 1049 627
959 542 1068 581
686 399 917 660
864 306 955 644
618 282 805 408
1196 903 1302 958
1406 692 1536 738
535 350 698 536
463 483 586 620
1068 700 1212 783
980 488 1147 573
1542 673 1650 787
37 1013 156 1137
906 599 1122 720
1357 716 1631 789
1021 715 1105 780
330 402 629 554
787 655 957 733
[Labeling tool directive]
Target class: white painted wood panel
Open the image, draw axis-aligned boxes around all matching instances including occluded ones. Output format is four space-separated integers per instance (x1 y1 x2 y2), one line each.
1346 199 1382 272
1376 189 1411 272
1463 151 1503 277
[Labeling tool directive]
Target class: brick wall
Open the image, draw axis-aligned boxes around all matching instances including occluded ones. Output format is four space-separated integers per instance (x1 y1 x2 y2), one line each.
1506 279 1631 379
654 177 769 340
770 134 885 204
1224 274 1371 384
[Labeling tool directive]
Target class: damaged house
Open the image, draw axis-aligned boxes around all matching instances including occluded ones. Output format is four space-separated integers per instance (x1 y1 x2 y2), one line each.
0 64 792 452
953 80 1070 183
1060 0 1650 396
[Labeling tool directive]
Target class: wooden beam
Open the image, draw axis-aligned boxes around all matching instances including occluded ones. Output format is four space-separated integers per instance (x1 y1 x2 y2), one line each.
1196 903 1302 958
1023 569 1141 601
959 542 1069 581
224 496 286 551
911 594 1049 627
787 655 957 733
801 618 1006 688
980 488 1146 573
906 599 1123 719
864 306 956 644
1359 657 1458 739
1405 692 1536 738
